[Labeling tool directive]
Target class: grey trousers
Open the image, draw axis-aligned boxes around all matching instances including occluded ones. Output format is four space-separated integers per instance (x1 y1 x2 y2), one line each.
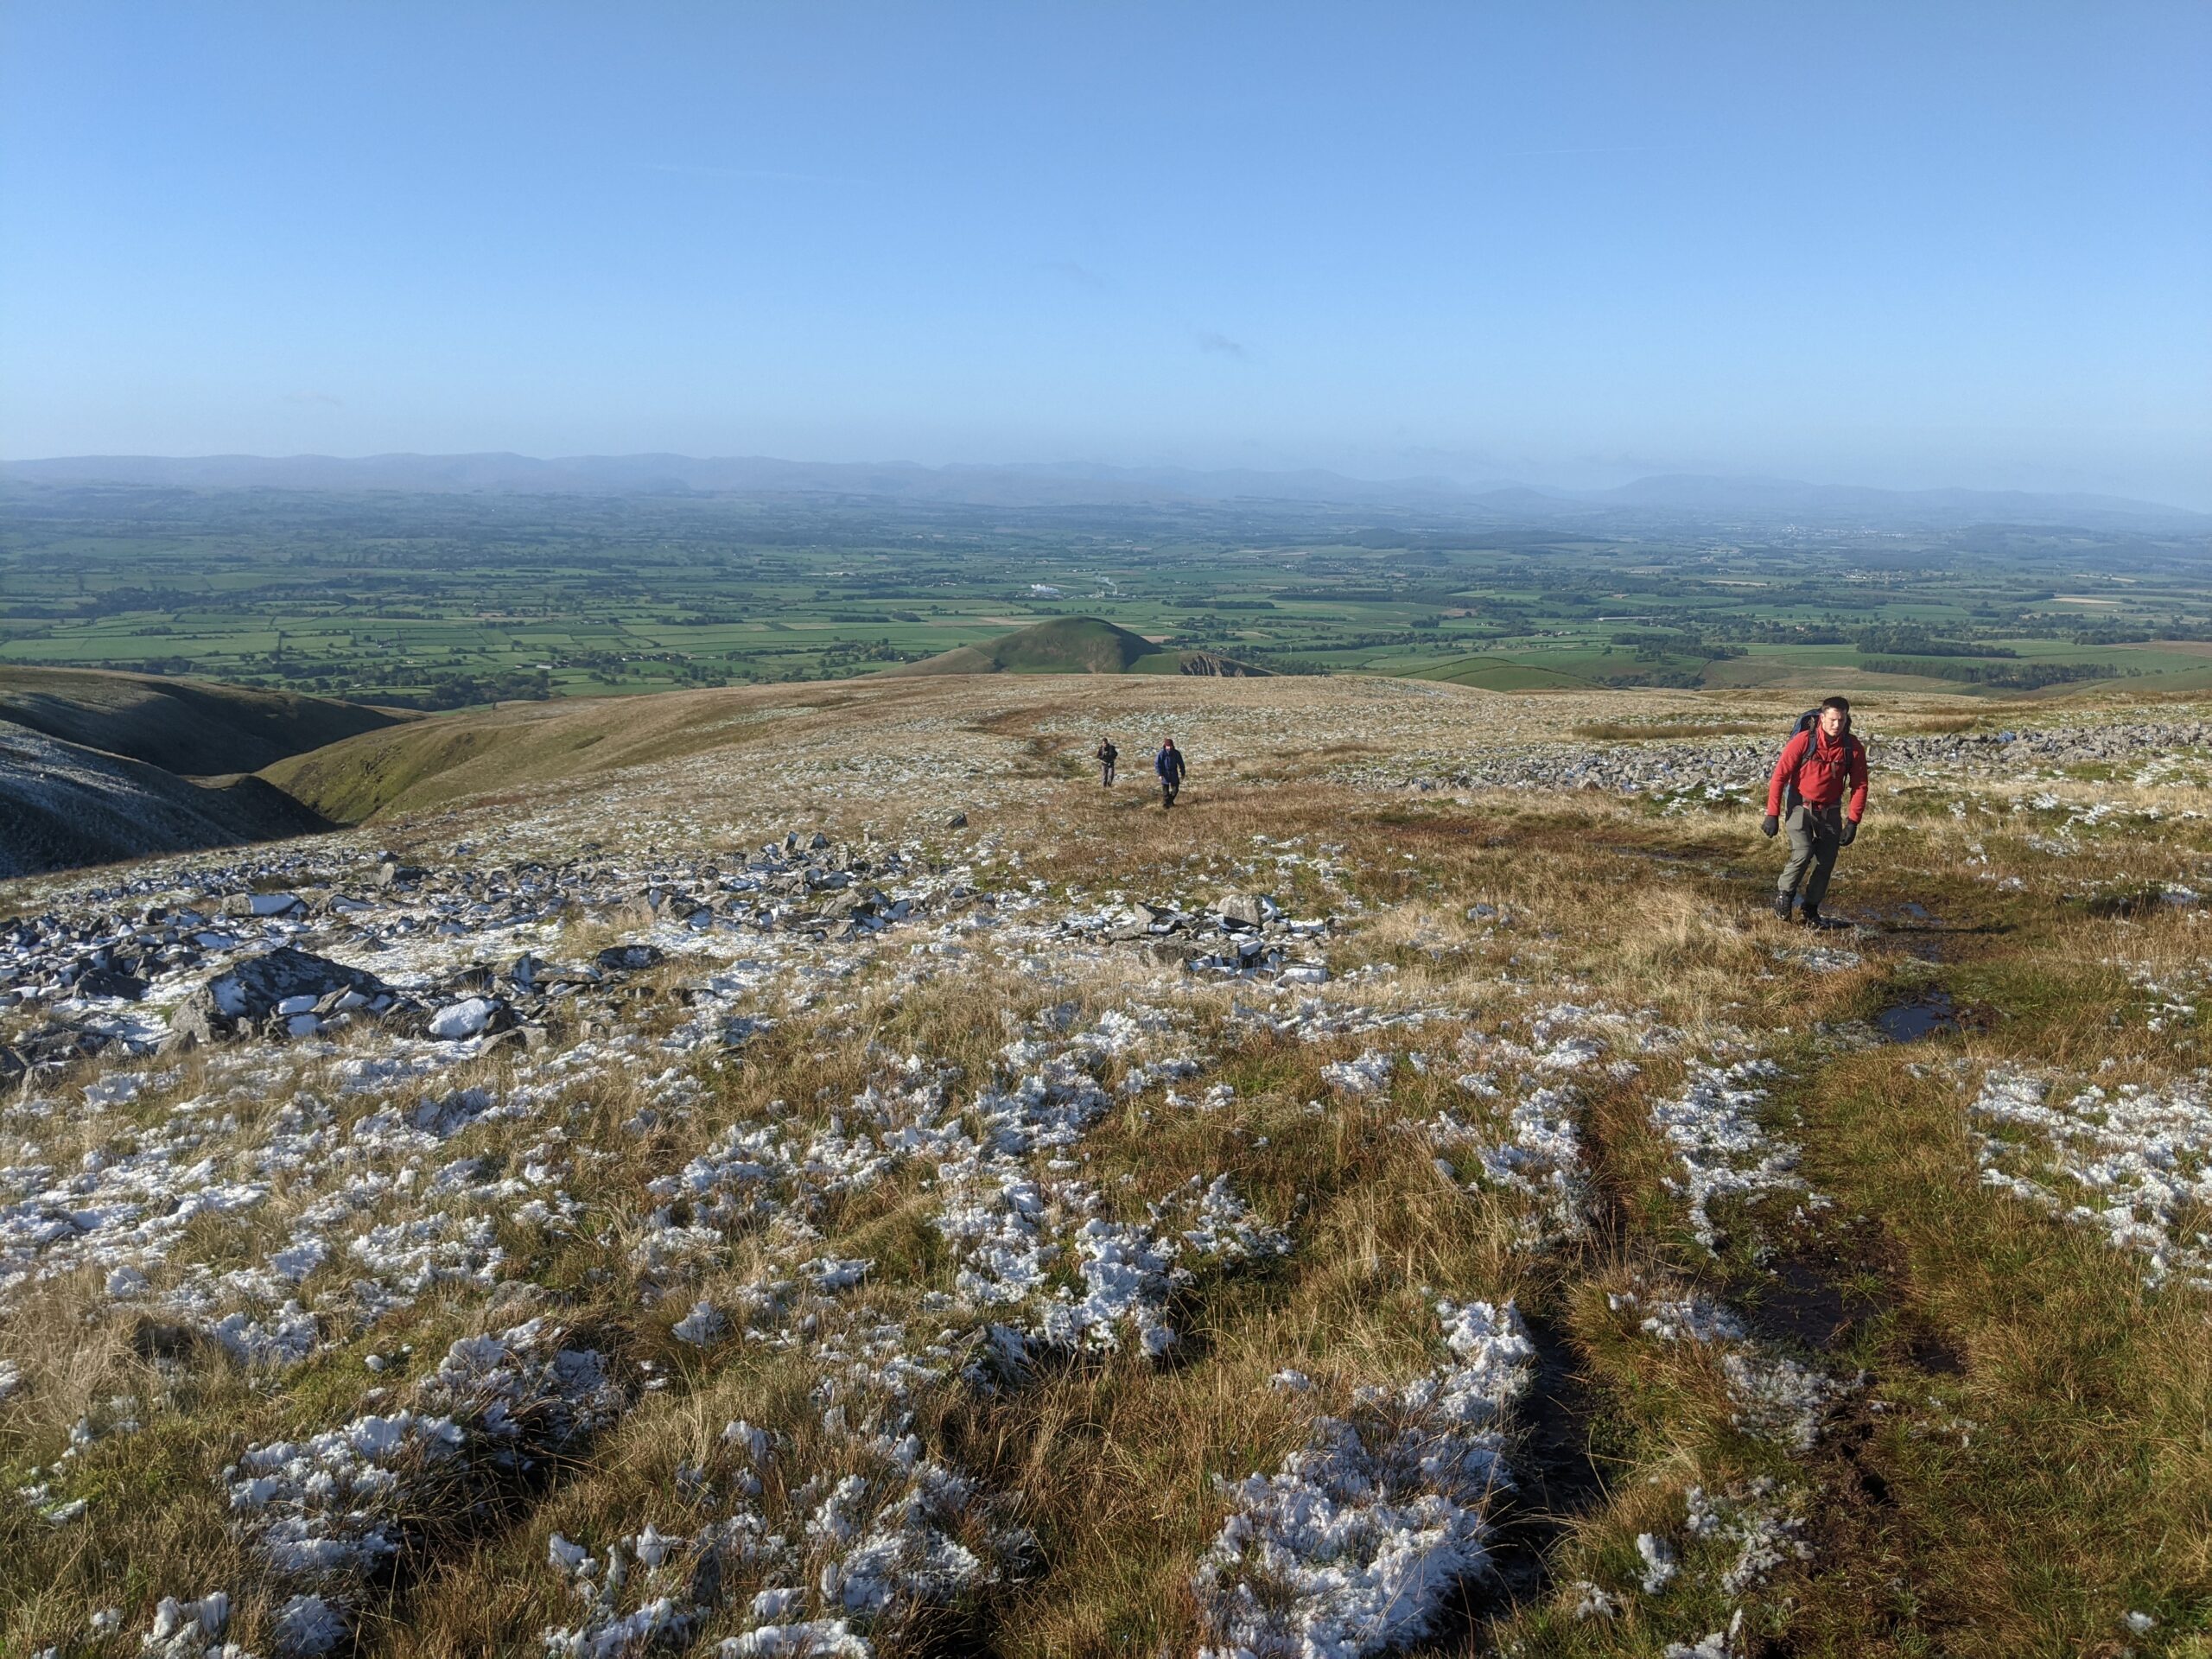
1778 803 1842 908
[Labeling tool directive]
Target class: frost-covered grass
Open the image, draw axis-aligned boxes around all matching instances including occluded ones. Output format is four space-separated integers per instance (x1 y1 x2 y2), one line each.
3 678 2210 1656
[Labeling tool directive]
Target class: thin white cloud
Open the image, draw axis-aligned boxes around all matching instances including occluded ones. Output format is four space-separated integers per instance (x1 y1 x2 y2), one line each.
1036 258 1109 290
628 161 870 188
1488 143 1657 158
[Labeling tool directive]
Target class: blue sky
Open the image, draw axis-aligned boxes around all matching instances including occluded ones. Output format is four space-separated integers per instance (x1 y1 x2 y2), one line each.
3 3 2208 505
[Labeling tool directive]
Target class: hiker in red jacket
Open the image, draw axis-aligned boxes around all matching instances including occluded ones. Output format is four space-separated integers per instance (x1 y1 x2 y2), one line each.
1763 696 1868 926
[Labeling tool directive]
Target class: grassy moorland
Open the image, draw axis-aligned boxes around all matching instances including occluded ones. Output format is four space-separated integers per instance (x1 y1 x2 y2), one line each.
0 673 2205 1656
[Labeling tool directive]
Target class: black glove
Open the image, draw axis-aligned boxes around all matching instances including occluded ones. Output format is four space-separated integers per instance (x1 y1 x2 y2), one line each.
1761 814 1779 838
1840 818 1857 847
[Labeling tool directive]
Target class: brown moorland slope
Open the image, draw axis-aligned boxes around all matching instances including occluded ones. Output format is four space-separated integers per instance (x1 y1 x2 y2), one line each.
2 674 2206 1656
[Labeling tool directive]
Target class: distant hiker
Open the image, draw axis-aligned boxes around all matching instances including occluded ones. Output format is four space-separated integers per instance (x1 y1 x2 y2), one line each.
1096 737 1118 786
1156 737 1187 809
1763 696 1868 926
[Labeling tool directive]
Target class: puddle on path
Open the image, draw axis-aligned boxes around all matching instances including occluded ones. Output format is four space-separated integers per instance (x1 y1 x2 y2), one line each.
1877 989 1960 1043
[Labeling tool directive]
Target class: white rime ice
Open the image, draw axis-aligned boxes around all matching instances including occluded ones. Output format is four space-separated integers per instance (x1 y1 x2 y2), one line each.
1685 1479 1813 1595
1970 1066 2212 1291
1192 1300 1535 1659
672 1300 730 1346
1624 1284 1846 1452
1637 1531 1678 1592
142 1590 233 1658
1319 1050 1394 1096
925 1017 1286 1360
1648 1058 1810 1249
227 1321 621 1643
718 1623 871 1656
1719 1351 1845 1453
541 1408 1017 1657
270 1592 347 1656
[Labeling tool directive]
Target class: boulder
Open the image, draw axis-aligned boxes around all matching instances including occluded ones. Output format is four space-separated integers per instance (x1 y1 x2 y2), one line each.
164 947 395 1049
223 892 304 918
1142 939 1212 967
1213 893 1281 930
74 965 149 1001
3 1024 118 1083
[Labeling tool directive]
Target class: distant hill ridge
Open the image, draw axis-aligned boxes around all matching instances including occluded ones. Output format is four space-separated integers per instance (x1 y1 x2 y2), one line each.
1 453 2201 527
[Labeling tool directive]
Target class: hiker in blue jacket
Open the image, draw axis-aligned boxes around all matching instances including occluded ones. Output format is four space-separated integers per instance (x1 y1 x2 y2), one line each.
1155 737 1187 809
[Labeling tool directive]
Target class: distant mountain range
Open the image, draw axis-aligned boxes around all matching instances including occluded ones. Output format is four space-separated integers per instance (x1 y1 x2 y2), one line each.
3 451 2203 530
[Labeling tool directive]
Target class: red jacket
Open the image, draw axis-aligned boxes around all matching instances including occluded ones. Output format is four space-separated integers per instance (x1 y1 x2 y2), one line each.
1766 727 1868 821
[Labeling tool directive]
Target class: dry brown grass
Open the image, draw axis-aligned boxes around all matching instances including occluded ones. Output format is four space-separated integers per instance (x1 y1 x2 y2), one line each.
8 678 2212 1656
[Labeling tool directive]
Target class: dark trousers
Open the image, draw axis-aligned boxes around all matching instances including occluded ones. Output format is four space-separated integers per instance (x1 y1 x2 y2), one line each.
1778 802 1842 908
1160 775 1180 807
1101 761 1115 785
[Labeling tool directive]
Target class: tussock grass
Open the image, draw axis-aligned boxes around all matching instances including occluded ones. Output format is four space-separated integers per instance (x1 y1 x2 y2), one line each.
8 677 2212 1655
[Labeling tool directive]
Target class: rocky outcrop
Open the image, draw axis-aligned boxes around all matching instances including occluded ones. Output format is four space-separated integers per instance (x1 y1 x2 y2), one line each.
1058 888 1331 981
162 947 398 1050
1 826 1003 1089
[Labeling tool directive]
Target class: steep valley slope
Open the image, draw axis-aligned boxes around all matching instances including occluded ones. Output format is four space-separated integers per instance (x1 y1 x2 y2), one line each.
1 674 2206 1658
0 666 404 775
0 668 405 877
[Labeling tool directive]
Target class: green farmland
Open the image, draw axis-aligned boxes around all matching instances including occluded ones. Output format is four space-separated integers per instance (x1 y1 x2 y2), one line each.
3 482 2208 708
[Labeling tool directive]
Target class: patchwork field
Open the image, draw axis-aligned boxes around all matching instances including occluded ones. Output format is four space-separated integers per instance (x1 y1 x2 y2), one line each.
4 484 2209 706
1 674 2207 1657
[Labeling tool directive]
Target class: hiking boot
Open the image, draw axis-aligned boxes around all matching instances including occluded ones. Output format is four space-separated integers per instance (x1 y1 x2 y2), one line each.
1772 891 1794 922
1801 904 1822 928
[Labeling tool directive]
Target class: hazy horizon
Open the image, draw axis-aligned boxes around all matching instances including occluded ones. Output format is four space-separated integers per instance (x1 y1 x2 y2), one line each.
3 4 2208 507
6 447 2209 519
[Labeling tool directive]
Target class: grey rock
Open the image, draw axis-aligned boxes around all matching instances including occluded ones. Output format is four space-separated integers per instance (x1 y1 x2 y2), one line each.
74 965 148 1001
1215 893 1267 929
166 947 394 1049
